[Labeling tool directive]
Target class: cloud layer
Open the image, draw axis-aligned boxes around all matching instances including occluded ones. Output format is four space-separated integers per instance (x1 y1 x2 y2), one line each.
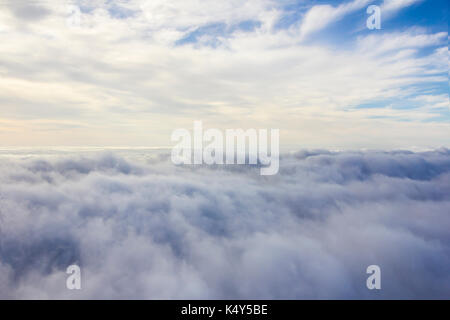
0 149 449 299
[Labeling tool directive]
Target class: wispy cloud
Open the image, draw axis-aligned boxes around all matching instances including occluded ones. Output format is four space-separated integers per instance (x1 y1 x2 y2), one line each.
381 0 423 17
0 0 447 148
298 0 372 39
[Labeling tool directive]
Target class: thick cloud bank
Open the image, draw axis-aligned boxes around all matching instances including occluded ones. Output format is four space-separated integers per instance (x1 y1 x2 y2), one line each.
0 149 449 299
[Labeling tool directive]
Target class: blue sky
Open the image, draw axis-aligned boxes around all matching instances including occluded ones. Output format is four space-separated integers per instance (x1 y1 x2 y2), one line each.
0 0 448 149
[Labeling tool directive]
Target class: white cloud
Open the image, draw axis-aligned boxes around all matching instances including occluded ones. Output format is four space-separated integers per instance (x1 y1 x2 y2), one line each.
137 0 276 31
0 1 447 149
297 0 424 39
0 149 449 298
381 0 423 16
298 0 372 39
357 30 447 54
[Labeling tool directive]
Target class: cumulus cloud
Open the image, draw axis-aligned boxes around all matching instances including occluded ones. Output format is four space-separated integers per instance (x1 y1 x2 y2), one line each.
0 149 449 299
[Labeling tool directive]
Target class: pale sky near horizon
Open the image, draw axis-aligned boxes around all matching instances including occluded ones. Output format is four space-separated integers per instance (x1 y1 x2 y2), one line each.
0 0 448 149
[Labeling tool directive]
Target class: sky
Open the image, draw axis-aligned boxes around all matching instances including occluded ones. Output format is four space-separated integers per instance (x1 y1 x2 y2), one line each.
0 0 448 149
0 1 449 299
